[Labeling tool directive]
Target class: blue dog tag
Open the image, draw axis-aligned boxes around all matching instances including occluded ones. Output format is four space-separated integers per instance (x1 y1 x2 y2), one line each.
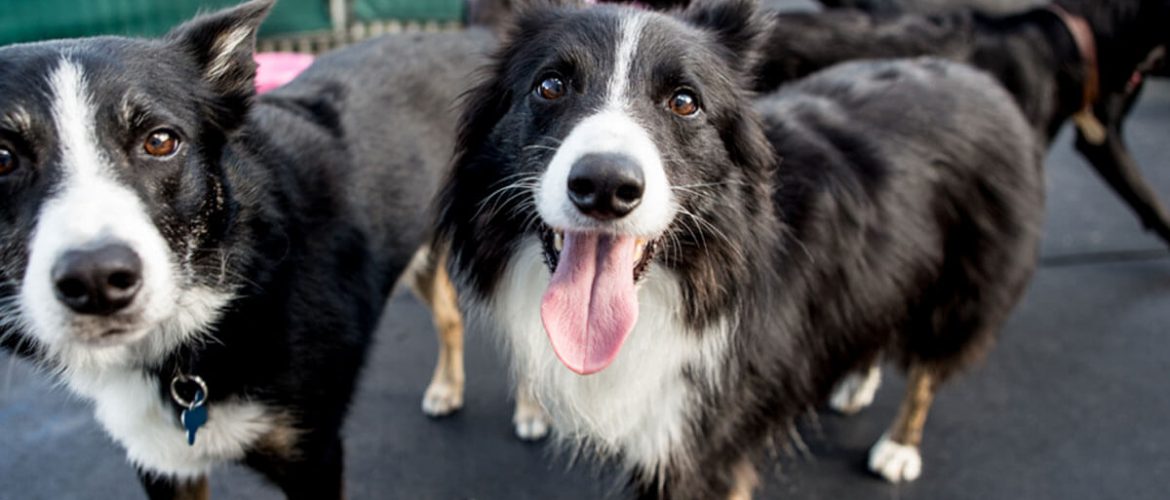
181 390 208 446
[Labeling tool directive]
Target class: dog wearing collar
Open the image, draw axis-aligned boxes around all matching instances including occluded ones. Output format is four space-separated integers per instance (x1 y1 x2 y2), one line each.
0 0 489 497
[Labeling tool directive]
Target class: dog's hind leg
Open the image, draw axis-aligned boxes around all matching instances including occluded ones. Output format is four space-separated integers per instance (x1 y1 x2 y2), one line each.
513 377 550 440
137 471 209 500
409 248 467 417
868 363 935 483
829 359 882 415
1075 89 1170 246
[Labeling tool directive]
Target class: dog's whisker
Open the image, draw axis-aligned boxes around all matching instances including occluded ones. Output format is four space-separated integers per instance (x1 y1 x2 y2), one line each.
536 135 563 146
473 176 541 222
522 144 560 153
677 208 748 265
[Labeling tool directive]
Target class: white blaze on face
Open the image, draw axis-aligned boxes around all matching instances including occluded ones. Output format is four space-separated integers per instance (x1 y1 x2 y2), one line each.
536 13 674 237
533 14 680 375
19 59 178 348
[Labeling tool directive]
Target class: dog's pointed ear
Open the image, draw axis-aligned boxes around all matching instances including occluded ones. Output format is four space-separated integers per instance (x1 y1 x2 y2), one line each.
683 0 765 72
166 0 274 97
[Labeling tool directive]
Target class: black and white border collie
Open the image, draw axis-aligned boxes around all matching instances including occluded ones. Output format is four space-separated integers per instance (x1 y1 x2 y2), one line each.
0 0 487 497
437 0 1045 496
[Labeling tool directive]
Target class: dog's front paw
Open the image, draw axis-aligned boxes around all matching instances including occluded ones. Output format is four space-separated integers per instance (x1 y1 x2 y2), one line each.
422 378 464 417
868 434 922 483
829 365 881 415
513 399 550 441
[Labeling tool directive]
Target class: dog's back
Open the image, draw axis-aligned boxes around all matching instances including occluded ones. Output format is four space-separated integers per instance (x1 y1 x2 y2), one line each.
251 30 495 279
756 58 1044 381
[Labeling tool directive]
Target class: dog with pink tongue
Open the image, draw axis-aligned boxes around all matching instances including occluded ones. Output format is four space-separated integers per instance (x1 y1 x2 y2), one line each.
436 0 1044 497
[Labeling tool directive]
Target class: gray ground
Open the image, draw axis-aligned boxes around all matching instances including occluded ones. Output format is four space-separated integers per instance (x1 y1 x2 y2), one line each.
2 3 1170 499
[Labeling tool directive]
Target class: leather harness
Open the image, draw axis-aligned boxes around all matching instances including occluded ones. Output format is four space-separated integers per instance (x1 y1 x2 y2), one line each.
1045 3 1107 144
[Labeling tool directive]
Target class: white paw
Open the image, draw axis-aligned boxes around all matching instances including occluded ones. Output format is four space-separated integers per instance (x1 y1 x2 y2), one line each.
513 402 550 441
514 415 549 441
868 434 922 483
829 365 881 415
421 380 464 417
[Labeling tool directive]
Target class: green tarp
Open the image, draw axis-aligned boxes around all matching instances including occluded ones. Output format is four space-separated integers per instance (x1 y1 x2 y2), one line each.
353 0 463 22
0 0 465 46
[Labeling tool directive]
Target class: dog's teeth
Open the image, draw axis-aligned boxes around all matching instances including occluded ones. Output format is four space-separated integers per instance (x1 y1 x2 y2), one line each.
554 232 564 252
634 239 646 261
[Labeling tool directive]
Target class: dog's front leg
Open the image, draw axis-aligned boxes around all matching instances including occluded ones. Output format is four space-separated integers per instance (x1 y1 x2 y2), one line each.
513 377 550 440
137 471 209 500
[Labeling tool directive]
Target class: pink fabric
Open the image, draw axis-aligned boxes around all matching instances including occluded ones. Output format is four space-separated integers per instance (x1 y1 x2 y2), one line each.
254 53 315 94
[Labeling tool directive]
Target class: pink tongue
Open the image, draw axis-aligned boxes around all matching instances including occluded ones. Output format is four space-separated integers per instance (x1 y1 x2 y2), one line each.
540 232 639 375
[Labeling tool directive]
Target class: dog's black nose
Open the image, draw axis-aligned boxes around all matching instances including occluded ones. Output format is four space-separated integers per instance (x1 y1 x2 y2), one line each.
567 153 645 220
51 244 144 316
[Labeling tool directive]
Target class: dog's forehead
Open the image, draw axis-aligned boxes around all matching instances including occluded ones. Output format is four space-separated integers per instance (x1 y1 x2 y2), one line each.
515 8 622 66
0 38 196 131
548 7 702 54
519 7 711 82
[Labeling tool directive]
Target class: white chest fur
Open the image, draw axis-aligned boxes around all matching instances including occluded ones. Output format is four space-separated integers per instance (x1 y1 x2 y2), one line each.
476 241 729 475
65 364 273 479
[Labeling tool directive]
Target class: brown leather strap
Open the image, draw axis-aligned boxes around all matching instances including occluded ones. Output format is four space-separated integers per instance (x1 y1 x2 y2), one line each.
1046 4 1100 111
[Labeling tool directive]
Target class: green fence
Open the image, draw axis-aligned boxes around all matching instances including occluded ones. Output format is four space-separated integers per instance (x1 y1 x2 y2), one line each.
0 0 465 47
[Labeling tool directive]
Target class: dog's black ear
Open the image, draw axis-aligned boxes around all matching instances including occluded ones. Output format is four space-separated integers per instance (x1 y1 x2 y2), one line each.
166 0 274 98
683 0 765 72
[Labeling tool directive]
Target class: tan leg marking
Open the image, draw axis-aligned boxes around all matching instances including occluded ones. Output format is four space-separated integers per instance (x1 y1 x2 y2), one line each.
727 457 759 500
891 364 936 447
174 476 210 500
254 411 303 462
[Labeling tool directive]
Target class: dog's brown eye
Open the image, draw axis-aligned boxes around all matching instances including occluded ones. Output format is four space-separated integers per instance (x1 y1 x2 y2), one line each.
143 129 179 158
536 77 567 101
669 90 699 117
0 147 16 175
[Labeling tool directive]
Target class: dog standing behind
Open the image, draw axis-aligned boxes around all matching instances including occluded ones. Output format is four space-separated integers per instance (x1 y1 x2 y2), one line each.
757 0 1170 249
0 0 490 497
434 0 1045 496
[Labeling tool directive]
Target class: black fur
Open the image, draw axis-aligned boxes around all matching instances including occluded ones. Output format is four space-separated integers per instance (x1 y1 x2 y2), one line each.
760 0 1170 243
437 1 1044 497
0 1 492 497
